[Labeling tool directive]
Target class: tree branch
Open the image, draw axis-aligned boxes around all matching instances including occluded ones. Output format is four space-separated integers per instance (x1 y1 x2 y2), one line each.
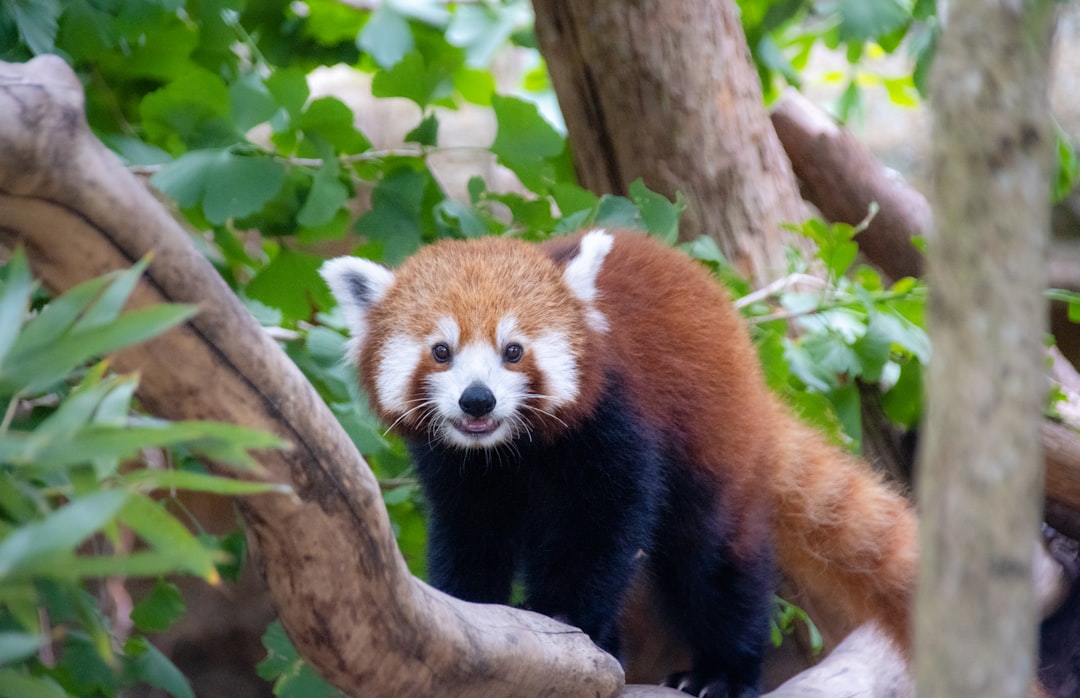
769 89 927 281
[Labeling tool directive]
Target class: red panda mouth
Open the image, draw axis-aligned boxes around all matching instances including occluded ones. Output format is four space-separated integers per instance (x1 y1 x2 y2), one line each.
454 417 499 437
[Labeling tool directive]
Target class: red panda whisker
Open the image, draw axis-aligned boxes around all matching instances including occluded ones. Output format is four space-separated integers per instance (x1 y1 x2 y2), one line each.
517 402 569 430
383 399 440 435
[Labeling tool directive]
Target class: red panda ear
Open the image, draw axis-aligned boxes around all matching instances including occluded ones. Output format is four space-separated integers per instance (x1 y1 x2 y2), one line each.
562 229 614 305
320 257 395 345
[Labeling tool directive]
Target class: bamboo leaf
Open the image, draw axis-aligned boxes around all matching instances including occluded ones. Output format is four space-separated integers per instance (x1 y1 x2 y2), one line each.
0 490 128 578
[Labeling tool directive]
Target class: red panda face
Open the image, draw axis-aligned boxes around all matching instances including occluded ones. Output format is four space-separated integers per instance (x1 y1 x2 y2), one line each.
321 231 614 450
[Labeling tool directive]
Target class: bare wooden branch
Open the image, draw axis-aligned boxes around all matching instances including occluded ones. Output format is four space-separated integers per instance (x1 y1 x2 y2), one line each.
0 54 623 698
769 89 928 281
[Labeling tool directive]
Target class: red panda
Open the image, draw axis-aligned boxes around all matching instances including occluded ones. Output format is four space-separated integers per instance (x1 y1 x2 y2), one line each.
320 229 918 697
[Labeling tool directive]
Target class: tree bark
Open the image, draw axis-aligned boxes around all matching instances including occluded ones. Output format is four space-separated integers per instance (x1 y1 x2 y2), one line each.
0 54 624 698
915 3 1057 697
532 0 809 283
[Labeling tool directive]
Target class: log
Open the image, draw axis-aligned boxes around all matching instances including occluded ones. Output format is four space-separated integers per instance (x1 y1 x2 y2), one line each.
0 54 623 698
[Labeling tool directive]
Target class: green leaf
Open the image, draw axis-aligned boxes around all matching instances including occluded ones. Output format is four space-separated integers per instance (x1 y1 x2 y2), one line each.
0 247 34 366
550 182 599 218
851 315 892 383
54 631 115 695
153 149 288 225
150 150 221 210
257 621 341 697
629 179 685 245
297 97 371 155
298 158 349 229
881 359 923 428
801 331 863 381
12 272 113 353
2 304 198 395
595 195 641 230
1054 127 1079 204
202 153 288 225
358 6 414 67
124 636 196 698
1048 289 1080 324
354 168 435 265
266 67 311 123
0 631 45 665
435 199 489 238
490 94 564 168
7 0 60 55
230 73 281 132
405 113 439 146
454 67 495 106
372 49 458 108
835 0 911 43
11 375 137 465
446 2 530 67
139 69 239 151
0 668 66 698
118 494 220 581
120 469 289 497
871 309 930 363
71 257 151 334
7 550 213 581
0 490 128 578
247 249 332 321
256 621 296 680
131 579 186 633
829 382 863 450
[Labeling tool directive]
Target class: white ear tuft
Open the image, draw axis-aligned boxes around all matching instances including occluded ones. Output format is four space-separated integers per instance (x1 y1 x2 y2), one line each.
562 229 613 304
320 257 395 347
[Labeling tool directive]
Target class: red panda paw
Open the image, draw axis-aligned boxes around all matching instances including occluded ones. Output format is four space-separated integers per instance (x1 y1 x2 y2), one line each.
661 671 759 698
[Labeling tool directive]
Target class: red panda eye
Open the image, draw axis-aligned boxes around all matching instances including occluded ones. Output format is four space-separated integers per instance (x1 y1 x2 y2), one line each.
432 343 452 363
503 343 523 363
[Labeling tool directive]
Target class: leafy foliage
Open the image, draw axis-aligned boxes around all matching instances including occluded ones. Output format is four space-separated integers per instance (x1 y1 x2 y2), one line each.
738 0 936 120
0 249 285 696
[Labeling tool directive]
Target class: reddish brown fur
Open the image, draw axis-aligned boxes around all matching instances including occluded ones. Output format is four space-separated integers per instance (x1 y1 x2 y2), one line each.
360 230 917 665
556 231 917 652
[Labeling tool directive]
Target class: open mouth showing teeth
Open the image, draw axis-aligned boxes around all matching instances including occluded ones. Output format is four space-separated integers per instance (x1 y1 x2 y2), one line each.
455 417 499 436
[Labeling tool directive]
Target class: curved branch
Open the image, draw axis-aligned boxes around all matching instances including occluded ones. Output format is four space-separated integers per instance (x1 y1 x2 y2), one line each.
0 55 623 698
769 89 928 281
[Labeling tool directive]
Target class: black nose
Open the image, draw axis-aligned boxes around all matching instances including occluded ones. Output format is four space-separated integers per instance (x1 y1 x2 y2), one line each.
459 383 496 417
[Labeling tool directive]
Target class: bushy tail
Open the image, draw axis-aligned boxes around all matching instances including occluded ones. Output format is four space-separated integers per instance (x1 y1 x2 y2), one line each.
769 407 918 654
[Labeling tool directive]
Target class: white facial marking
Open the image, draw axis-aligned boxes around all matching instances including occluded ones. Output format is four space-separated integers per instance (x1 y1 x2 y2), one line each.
530 331 580 407
319 257 395 354
562 229 613 334
431 316 460 348
374 333 424 414
496 316 518 349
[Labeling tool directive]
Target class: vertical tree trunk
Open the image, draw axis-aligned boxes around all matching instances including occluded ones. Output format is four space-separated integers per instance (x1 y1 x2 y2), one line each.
915 2 1057 696
532 0 808 283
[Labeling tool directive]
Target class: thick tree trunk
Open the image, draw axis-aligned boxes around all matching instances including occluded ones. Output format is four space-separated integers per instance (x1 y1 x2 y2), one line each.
532 0 809 283
915 2 1057 697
